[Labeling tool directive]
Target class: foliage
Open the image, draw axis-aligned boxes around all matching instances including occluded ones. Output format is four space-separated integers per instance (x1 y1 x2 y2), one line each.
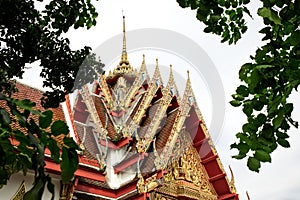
0 0 104 108
0 90 79 199
177 0 252 44
0 0 104 198
177 0 300 172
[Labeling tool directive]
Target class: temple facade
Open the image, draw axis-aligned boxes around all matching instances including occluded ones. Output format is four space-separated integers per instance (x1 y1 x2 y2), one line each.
1 16 239 200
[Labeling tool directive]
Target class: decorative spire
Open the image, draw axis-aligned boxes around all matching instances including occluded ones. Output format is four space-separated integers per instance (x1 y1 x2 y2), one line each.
166 64 179 98
142 54 145 64
151 58 163 87
139 54 148 76
121 15 127 62
169 64 174 82
112 14 132 76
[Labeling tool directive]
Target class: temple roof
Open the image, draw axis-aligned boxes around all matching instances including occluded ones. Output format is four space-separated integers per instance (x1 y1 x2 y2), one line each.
67 16 239 199
4 16 239 200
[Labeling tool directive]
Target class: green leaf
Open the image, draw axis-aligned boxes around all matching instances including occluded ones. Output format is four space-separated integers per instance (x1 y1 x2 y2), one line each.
277 139 290 148
63 137 79 149
257 7 281 25
177 0 188 7
254 150 271 162
17 144 35 158
237 142 250 154
284 103 293 115
48 139 60 163
276 132 289 139
232 154 246 159
252 98 264 111
236 85 249 97
14 130 30 146
232 94 244 101
61 147 78 183
290 31 300 46
273 114 284 129
51 120 69 136
242 102 253 116
28 119 41 136
268 96 281 115
247 157 261 172
261 124 274 139
257 113 267 124
249 69 260 92
13 99 36 110
23 176 45 200
39 110 53 129
230 100 242 107
0 108 11 126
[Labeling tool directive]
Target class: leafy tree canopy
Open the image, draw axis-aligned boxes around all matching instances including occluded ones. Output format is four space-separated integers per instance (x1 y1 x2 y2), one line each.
177 0 300 172
0 0 103 199
0 0 103 108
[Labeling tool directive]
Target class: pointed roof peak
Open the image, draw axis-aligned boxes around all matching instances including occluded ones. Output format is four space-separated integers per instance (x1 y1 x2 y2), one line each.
112 15 133 75
139 54 148 77
168 64 174 84
142 54 145 64
166 64 180 98
152 58 163 87
121 14 128 62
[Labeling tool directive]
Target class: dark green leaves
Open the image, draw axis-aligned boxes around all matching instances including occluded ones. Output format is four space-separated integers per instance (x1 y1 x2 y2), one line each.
39 110 53 129
177 0 251 44
61 147 78 183
258 7 281 25
277 139 290 148
0 108 11 126
48 139 60 163
231 0 299 172
247 157 261 172
0 0 100 196
23 176 45 200
236 85 249 97
254 150 271 163
229 99 242 107
0 92 78 196
51 120 69 136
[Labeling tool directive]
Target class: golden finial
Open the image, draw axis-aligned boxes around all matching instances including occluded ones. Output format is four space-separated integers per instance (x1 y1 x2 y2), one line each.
112 14 132 75
142 54 145 64
152 58 163 87
121 14 127 62
187 70 191 85
168 64 174 84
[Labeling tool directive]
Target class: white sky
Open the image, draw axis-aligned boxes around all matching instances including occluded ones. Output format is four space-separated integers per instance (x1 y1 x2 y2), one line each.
21 0 300 199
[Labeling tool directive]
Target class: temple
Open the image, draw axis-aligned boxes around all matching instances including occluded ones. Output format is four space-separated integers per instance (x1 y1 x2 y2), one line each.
3 16 239 200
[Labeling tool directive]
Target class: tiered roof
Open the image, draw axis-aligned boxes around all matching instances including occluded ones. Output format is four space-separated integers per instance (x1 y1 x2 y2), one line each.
66 17 239 199
4 16 239 200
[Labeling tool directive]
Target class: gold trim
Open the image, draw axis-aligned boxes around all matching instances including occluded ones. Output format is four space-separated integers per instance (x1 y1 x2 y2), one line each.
11 181 26 200
229 165 237 193
113 15 133 75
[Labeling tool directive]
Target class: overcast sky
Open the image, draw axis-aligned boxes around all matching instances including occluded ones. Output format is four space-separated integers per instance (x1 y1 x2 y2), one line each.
22 0 300 199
